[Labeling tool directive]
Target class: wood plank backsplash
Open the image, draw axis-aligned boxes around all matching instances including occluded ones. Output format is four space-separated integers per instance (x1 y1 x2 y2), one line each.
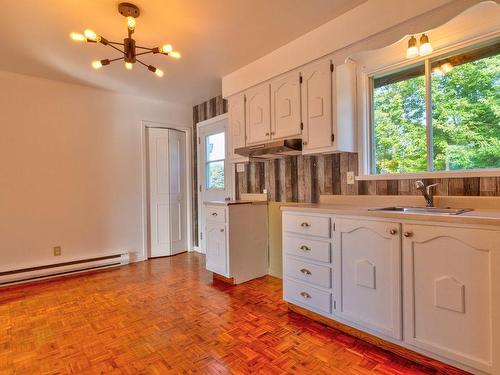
193 96 499 245
235 154 500 202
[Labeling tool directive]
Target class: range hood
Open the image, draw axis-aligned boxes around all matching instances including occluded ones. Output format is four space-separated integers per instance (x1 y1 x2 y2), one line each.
234 139 302 159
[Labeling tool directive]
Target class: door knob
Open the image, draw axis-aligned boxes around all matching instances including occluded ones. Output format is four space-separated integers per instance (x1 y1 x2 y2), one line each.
404 231 413 237
390 229 397 235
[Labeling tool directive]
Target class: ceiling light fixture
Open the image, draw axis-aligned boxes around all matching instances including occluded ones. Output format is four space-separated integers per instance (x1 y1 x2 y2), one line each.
406 33 433 59
70 2 181 77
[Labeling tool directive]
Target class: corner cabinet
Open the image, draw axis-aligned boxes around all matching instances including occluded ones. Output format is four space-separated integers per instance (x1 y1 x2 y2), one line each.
282 209 500 375
334 218 402 339
402 224 500 375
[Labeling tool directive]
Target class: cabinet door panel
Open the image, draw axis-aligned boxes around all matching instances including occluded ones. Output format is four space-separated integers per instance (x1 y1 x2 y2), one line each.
271 72 301 139
334 218 402 339
228 93 246 161
245 83 271 145
205 223 227 276
301 60 333 152
403 224 500 374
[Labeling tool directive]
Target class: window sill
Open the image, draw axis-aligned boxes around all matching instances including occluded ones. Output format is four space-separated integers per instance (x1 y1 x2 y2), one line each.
356 169 500 181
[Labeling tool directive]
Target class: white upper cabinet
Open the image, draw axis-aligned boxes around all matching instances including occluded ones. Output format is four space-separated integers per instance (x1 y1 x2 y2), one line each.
245 82 271 145
228 93 247 162
402 224 500 374
334 218 402 339
270 71 302 140
301 59 333 153
301 59 356 154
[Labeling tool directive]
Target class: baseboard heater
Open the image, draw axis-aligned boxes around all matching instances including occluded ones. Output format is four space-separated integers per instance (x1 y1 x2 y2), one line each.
0 253 130 287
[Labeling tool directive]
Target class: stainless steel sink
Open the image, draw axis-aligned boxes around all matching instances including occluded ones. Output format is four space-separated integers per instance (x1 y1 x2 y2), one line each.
368 206 473 215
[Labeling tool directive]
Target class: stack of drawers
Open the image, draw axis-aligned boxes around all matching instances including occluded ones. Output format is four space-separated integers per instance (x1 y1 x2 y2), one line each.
283 212 334 315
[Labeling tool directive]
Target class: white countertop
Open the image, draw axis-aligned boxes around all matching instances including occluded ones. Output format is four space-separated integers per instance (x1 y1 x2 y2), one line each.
281 203 500 227
204 200 268 206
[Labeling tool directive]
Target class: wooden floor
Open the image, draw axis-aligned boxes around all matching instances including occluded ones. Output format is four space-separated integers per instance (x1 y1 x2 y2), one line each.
0 253 469 375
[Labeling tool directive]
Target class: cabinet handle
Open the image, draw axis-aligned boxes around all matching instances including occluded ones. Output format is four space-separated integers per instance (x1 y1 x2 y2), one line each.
390 229 397 235
302 141 308 146
300 245 311 251
404 231 413 238
265 132 270 136
220 228 224 232
300 222 310 228
300 268 312 275
271 131 275 135
300 292 311 299
212 212 218 216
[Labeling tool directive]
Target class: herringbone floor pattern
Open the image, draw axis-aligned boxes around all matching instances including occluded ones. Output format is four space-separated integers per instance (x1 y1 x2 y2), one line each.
0 253 468 374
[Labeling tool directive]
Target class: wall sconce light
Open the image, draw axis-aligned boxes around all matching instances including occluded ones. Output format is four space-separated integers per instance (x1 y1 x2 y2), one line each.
419 34 433 56
406 36 419 58
406 34 433 59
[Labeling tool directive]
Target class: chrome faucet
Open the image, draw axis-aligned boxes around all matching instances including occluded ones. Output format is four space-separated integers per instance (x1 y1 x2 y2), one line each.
415 180 439 207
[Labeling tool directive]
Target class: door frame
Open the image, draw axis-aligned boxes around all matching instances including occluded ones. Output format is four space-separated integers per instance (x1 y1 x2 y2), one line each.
195 113 232 253
141 120 193 260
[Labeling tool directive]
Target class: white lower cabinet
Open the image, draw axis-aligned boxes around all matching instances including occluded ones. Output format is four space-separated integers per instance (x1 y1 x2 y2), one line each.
402 224 500 374
334 218 402 339
282 210 500 375
205 202 268 284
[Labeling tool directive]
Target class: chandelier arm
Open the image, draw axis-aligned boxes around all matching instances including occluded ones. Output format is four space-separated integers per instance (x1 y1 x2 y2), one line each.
135 59 149 68
107 41 125 46
107 57 125 64
135 51 154 57
107 43 126 55
135 45 153 51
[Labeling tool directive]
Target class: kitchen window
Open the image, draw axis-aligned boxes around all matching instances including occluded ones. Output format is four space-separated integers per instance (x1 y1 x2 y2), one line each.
371 40 500 175
205 132 226 189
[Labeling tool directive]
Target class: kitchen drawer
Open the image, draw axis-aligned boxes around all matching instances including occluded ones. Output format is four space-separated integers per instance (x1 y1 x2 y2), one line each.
206 205 226 223
285 257 332 288
283 213 331 238
284 235 331 263
284 278 332 314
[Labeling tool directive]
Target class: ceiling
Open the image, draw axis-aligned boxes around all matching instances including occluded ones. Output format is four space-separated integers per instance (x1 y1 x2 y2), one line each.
1 0 366 105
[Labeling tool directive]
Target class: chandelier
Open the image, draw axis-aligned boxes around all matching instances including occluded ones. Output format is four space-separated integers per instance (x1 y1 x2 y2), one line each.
69 2 180 77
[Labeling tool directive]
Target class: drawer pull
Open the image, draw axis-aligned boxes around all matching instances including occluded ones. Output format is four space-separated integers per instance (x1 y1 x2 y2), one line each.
390 229 397 235
300 268 312 275
404 231 413 238
300 222 310 228
300 245 311 251
300 292 311 299
212 212 218 216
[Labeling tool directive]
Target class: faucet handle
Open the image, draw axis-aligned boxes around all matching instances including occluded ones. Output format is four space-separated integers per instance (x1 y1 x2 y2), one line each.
426 183 439 194
415 180 425 189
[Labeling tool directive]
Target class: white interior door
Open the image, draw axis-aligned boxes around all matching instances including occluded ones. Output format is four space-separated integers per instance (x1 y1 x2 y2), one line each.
148 128 187 258
169 129 187 254
197 116 231 253
148 128 171 257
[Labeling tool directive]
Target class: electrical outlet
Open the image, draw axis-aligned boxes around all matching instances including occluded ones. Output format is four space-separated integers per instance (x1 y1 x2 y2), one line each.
346 171 355 185
53 246 62 256
236 163 245 173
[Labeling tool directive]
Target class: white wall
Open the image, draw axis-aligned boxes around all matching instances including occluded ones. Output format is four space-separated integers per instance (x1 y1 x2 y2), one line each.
0 70 192 271
222 0 485 97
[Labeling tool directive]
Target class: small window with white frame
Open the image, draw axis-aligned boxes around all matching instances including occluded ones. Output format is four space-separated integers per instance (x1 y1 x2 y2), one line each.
370 39 500 175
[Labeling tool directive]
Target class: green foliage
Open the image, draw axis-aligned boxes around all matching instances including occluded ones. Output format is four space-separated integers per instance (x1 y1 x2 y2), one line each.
374 54 500 174
207 162 224 189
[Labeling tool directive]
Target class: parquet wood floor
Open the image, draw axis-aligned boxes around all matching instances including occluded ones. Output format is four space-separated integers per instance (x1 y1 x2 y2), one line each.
0 253 469 375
